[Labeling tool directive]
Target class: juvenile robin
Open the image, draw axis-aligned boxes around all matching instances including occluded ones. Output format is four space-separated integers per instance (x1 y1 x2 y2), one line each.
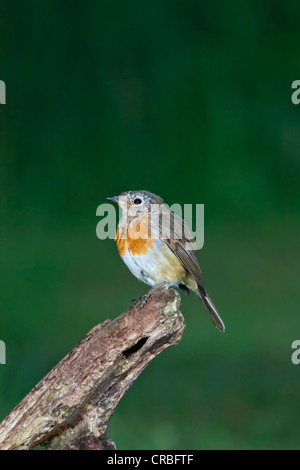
107 190 225 332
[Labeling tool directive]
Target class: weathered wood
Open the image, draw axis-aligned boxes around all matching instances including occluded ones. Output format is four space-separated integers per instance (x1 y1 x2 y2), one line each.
0 289 184 450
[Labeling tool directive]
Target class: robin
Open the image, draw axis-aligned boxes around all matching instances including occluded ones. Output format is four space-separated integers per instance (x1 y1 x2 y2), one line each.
107 190 225 332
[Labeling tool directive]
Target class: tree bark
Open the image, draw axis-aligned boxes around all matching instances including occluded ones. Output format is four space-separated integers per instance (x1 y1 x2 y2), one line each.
0 289 184 450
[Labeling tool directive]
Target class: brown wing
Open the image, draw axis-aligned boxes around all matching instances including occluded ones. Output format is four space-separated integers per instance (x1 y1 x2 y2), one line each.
151 206 225 332
154 208 206 295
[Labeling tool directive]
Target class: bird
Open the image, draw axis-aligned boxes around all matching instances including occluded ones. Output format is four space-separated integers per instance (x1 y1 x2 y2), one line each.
107 190 225 332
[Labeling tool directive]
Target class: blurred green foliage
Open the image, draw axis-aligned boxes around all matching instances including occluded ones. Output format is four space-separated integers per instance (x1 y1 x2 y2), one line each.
0 0 300 449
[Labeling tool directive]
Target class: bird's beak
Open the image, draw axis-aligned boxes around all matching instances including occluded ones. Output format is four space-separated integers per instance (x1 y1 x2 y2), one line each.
107 195 119 203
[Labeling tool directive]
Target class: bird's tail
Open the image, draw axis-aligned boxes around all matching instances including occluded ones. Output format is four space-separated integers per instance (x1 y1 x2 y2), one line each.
197 289 225 333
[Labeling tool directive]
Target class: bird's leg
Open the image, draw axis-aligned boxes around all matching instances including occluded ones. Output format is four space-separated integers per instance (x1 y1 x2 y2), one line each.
136 282 170 310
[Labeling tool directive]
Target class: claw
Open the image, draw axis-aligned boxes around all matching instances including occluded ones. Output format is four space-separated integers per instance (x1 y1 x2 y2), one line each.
136 293 150 311
134 283 169 311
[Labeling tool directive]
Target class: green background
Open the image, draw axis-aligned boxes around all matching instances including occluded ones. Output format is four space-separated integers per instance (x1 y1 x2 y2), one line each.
1 0 300 449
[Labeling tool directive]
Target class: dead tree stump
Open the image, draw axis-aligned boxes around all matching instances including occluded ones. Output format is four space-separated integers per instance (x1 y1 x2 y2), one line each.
0 289 185 450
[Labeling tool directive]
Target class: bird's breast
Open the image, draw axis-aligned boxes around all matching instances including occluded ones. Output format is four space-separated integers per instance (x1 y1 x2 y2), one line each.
115 222 187 286
115 219 153 256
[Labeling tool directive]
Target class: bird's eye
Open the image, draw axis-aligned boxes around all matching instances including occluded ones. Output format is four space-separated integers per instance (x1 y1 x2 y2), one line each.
133 198 142 205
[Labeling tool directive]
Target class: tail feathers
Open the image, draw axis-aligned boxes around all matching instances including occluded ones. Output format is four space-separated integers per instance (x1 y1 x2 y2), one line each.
197 290 225 333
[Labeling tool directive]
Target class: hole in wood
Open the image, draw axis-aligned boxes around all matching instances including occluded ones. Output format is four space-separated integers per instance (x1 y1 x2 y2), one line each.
122 337 149 358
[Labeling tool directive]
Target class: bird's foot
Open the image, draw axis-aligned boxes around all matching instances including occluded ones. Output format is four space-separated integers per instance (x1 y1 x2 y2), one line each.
135 282 169 311
136 293 150 311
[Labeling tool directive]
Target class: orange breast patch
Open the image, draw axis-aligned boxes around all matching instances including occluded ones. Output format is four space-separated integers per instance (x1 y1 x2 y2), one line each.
115 220 153 256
